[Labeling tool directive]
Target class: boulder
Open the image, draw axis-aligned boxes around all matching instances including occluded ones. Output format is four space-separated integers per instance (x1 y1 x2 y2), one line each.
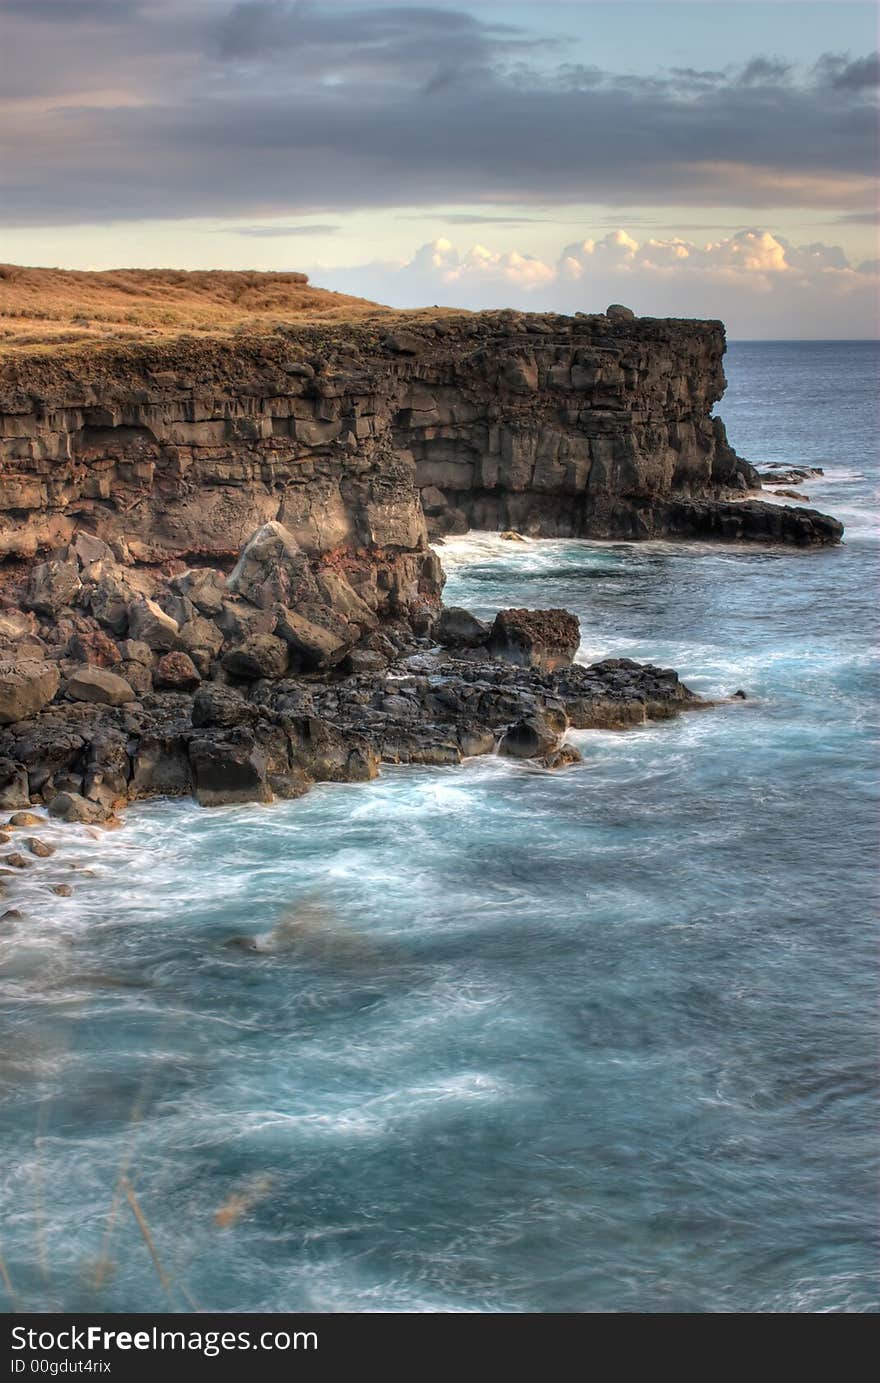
47 791 108 824
66 666 135 707
23 560 81 616
222 634 289 681
154 651 201 692
275 608 351 670
72 531 113 567
498 715 563 760
191 684 258 729
67 627 120 668
171 568 227 616
315 570 378 631
383 330 422 355
606 303 636 321
488 608 580 672
0 659 60 724
24 837 54 858
178 616 224 659
434 606 490 648
127 598 179 651
539 744 584 770
189 734 272 807
227 522 316 610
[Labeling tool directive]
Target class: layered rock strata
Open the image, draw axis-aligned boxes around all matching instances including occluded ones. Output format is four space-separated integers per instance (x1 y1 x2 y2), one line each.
0 310 843 565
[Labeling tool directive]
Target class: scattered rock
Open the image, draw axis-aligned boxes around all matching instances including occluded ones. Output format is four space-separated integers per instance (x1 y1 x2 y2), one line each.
47 792 109 824
0 660 61 724
127 598 180 651
154 651 201 691
24 837 55 858
66 665 135 707
7 811 42 827
23 560 81 616
274 609 350 670
51 884 73 897
3 852 32 869
222 634 289 681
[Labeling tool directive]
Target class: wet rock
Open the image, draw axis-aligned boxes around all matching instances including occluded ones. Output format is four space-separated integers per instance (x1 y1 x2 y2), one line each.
51 884 73 897
0 659 61 724
457 726 496 757
488 608 580 672
3 852 32 869
0 759 29 810
47 791 109 824
498 715 563 759
222 634 289 681
7 811 42 827
499 531 527 542
539 743 584 770
732 689 748 700
189 733 272 807
24 837 55 858
66 665 134 707
434 607 490 648
154 651 201 692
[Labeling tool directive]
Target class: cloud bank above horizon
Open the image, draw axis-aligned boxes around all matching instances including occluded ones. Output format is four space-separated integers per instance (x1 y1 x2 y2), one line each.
314 227 879 337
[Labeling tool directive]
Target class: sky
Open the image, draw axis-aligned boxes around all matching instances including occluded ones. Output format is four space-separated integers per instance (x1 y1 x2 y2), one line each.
0 0 877 336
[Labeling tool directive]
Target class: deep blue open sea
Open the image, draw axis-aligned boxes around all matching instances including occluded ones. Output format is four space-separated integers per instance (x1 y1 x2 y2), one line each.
1 342 877 1313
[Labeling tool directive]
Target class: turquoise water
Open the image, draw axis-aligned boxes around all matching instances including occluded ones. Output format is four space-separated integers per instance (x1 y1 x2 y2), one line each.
1 342 877 1313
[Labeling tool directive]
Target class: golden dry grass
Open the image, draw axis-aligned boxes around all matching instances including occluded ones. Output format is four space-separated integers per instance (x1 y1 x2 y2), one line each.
0 263 390 354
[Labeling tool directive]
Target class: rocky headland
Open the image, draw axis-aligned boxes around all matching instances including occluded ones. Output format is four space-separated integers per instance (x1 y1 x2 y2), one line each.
0 270 844 830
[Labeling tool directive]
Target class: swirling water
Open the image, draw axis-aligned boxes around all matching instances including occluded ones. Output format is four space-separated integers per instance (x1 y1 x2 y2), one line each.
0 342 877 1314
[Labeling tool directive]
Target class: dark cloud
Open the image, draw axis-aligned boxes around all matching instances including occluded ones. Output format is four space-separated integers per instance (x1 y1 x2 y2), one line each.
831 52 880 90
740 57 792 85
0 5 876 228
225 223 341 236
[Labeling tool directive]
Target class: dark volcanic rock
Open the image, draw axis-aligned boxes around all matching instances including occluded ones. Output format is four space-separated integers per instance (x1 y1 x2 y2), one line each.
189 733 271 807
488 608 580 671
434 607 490 648
154 651 201 692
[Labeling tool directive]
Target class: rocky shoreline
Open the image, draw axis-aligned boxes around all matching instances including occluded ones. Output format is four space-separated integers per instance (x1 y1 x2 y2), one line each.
0 517 706 830
0 304 845 851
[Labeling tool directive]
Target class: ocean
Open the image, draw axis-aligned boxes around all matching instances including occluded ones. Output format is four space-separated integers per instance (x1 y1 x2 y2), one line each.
1 341 877 1314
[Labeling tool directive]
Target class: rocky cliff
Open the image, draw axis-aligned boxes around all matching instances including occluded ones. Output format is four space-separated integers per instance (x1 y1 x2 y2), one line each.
0 307 843 572
0 299 844 828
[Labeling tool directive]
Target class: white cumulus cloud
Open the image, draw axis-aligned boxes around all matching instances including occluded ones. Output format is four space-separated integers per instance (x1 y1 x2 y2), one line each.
316 228 879 337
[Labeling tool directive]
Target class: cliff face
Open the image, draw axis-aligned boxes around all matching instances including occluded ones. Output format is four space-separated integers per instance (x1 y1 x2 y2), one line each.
0 309 842 574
